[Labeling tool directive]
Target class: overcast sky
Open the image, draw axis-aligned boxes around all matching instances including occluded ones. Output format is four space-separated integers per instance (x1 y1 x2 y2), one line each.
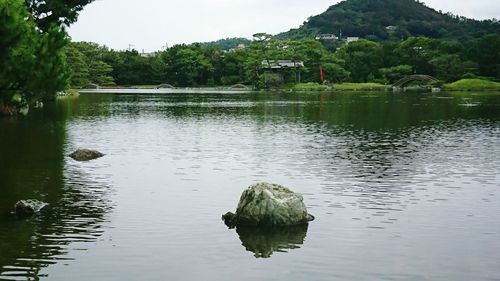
68 0 499 52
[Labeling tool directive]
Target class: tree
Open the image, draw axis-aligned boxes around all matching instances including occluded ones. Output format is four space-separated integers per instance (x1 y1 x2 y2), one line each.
221 49 248 85
89 61 114 86
395 37 439 75
379 65 413 83
335 39 383 82
2 0 94 114
290 40 329 82
71 42 115 86
65 43 89 87
322 62 350 83
429 55 477 82
1 0 71 107
468 34 500 78
161 44 214 87
0 0 33 103
24 0 95 31
321 53 350 82
23 26 71 102
104 50 153 86
150 54 168 84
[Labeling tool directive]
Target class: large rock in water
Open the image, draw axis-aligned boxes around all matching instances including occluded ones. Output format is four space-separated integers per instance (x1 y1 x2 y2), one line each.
13 200 48 217
223 183 314 227
69 149 104 161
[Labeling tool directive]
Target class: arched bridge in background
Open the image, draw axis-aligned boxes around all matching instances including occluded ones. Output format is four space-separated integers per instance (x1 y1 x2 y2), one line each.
392 75 437 88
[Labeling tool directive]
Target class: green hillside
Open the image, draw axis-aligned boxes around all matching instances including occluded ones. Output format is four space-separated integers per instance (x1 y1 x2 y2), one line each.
198 38 252 51
277 0 500 41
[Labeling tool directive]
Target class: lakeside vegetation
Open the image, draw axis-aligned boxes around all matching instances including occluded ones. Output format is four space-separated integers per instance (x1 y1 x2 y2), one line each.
1 0 500 116
293 83 328 91
333 83 388 91
0 0 92 114
65 33 500 91
444 79 500 91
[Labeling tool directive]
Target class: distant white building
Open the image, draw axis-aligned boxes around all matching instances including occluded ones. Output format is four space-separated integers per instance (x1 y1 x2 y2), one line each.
315 34 339 40
140 51 158 58
345 37 360 44
385 25 398 34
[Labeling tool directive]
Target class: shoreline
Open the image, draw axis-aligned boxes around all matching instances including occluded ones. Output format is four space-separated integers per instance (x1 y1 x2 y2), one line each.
75 79 500 94
77 86 500 94
78 88 254 94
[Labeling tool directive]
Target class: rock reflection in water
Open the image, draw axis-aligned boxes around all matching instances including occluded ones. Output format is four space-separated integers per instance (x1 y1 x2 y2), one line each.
235 224 309 258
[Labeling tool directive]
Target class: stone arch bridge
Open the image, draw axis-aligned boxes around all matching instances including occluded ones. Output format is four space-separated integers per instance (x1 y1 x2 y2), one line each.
392 75 437 88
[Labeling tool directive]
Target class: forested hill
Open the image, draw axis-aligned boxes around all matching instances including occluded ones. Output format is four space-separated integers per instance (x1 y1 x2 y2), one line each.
198 38 252 50
277 0 500 41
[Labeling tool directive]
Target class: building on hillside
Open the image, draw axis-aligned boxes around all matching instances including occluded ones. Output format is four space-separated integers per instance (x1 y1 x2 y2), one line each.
345 37 360 44
315 34 339 40
228 44 247 52
385 25 398 34
140 51 158 58
261 60 305 85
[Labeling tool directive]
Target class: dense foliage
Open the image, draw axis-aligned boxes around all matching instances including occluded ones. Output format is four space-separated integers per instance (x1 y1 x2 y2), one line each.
278 0 500 42
63 0 499 89
3 0 499 109
0 0 93 110
68 33 500 88
25 0 94 31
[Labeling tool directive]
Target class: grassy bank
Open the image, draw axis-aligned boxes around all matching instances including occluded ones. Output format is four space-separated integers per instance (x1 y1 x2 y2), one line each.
444 79 500 91
293 82 389 92
293 83 328 91
333 82 388 91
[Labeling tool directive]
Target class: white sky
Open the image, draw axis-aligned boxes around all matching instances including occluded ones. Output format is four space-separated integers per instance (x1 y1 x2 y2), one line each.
68 0 500 52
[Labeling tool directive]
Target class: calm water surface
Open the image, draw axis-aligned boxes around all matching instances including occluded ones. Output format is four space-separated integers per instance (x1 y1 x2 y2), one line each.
1 91 499 280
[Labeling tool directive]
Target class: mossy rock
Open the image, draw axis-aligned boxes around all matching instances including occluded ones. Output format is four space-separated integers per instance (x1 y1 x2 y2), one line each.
13 200 48 218
69 149 105 161
223 182 314 227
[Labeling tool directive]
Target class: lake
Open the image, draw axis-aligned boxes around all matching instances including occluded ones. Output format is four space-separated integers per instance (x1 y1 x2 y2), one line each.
1 91 499 280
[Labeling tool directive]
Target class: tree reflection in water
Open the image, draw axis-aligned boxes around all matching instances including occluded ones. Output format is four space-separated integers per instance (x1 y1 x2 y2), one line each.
0 101 112 280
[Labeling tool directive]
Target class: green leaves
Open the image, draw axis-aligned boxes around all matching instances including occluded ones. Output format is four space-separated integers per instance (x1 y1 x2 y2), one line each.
1 0 93 111
21 25 70 103
25 0 95 31
67 42 115 86
0 0 32 102
65 44 90 87
1 0 73 106
335 39 383 82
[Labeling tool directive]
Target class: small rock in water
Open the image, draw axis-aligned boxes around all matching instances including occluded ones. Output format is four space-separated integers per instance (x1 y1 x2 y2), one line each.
69 149 105 161
13 200 48 217
222 182 314 227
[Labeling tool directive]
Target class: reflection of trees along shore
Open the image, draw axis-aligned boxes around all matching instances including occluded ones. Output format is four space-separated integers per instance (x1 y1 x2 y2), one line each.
139 91 499 228
280 92 500 226
0 103 112 280
235 224 309 258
